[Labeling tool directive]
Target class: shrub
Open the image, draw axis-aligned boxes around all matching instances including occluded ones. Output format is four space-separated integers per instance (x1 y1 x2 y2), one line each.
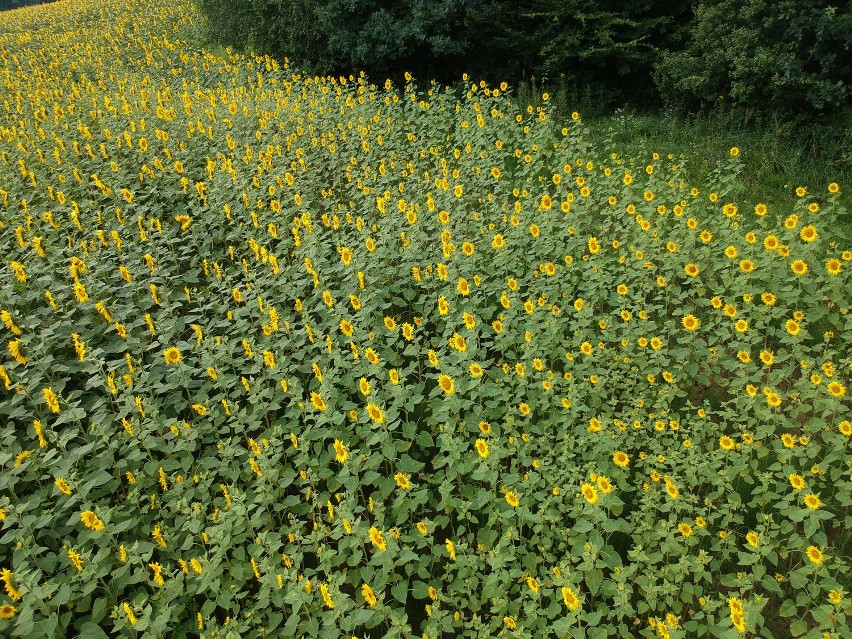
653 0 852 114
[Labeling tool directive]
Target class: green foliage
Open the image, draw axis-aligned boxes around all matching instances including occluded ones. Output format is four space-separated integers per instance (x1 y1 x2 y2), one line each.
581 108 852 218
1 1 851 638
467 0 695 106
654 0 852 114
195 0 486 81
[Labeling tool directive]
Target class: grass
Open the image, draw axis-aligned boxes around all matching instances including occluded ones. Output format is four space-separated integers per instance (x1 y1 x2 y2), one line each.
515 79 852 230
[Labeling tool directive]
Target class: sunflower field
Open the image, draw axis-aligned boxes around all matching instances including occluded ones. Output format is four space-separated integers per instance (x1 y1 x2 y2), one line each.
0 1 850 638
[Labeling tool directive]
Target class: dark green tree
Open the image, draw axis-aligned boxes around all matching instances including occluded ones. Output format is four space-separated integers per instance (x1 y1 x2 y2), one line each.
654 0 851 114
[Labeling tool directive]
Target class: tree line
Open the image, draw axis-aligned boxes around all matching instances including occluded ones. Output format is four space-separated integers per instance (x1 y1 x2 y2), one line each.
195 0 850 117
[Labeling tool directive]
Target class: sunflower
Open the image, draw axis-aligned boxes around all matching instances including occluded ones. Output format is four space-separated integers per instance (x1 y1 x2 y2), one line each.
80 510 105 531
678 523 693 538
665 481 679 500
394 472 411 490
803 493 821 510
163 346 181 365
790 260 808 276
437 374 454 395
362 583 378 606
475 439 489 459
719 436 735 451
746 531 759 548
505 491 519 508
368 527 387 551
366 403 384 424
682 315 699 331
310 392 327 411
785 319 800 335
581 483 599 504
826 258 842 275
613 451 629 468
806 545 824 565
333 439 348 463
827 382 846 397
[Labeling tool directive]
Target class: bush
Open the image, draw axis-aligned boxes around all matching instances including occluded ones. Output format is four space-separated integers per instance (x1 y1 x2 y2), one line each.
653 0 852 114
